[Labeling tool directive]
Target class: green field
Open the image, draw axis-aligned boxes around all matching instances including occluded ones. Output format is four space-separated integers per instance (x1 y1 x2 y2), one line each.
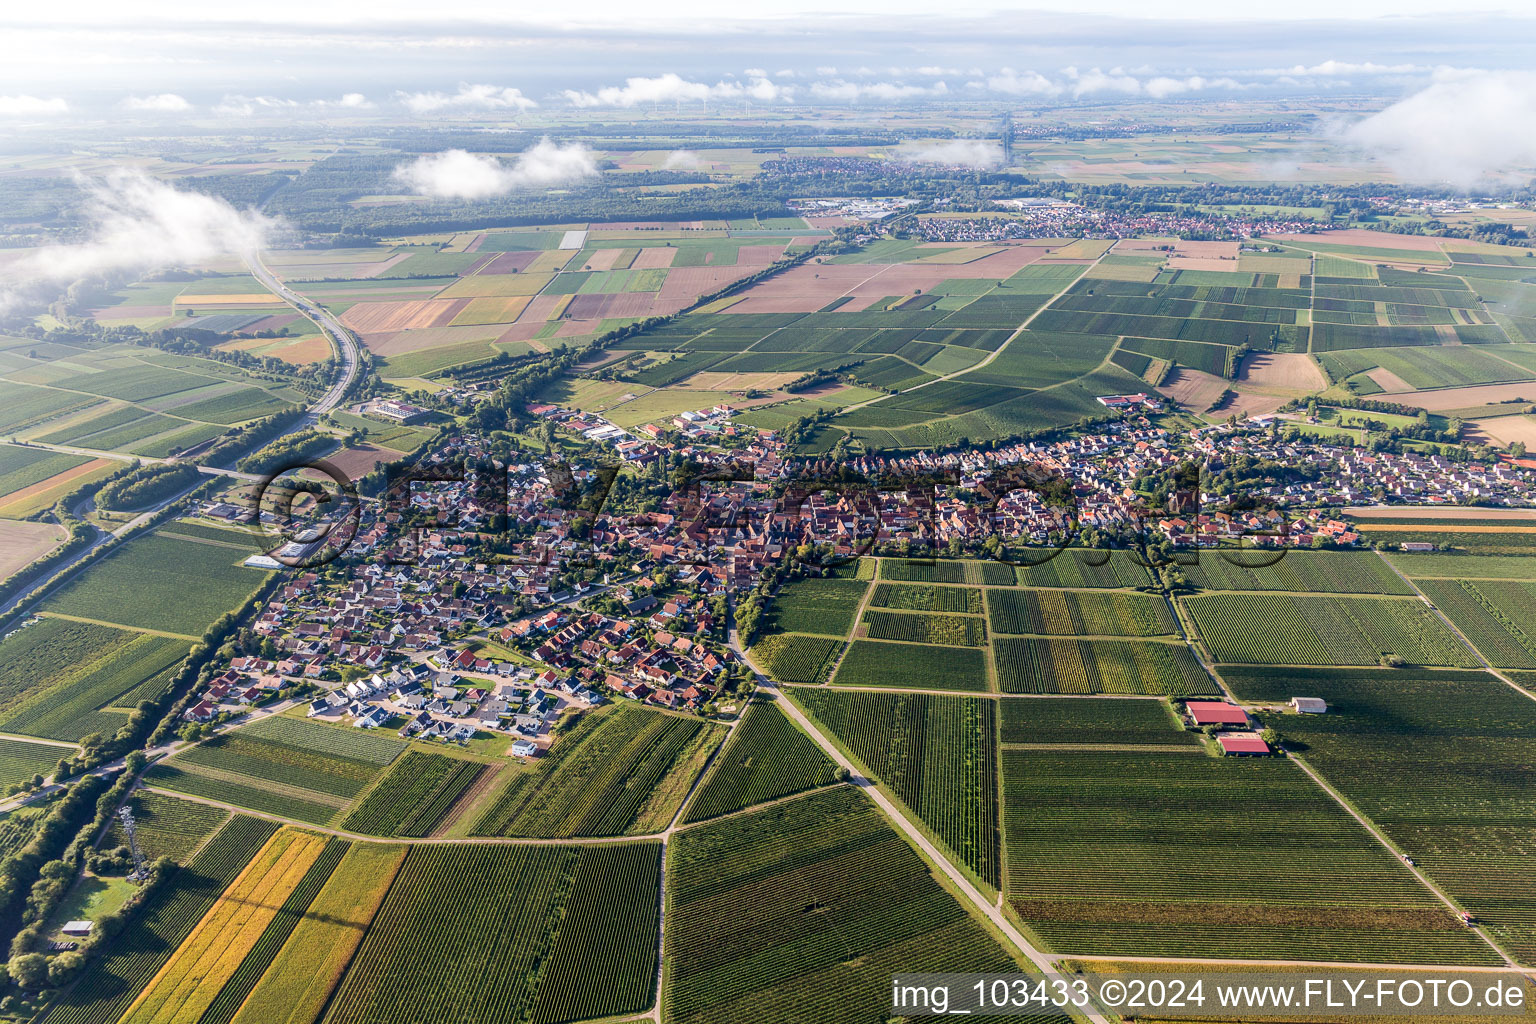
471 703 723 837
667 787 1042 1024
1012 550 1154 588
683 701 838 823
0 736 64 789
832 639 989 691
1412 579 1536 669
994 637 1215 695
42 531 270 635
341 750 485 837
748 633 843 683
1183 550 1414 595
998 697 1197 746
793 688 999 887
1222 666 1536 964
1186 593 1477 666
862 608 987 646
763 577 868 636
101 791 230 863
1003 748 1497 963
986 588 1176 636
868 582 983 613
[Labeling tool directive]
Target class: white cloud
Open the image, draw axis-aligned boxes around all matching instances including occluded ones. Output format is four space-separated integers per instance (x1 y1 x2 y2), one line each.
1143 75 1242 98
1343 70 1536 186
662 150 702 170
337 92 373 108
213 95 298 117
121 93 190 112
1 170 273 312
1271 60 1428 77
396 84 536 114
810 79 947 102
896 139 1005 170
392 139 599 199
1067 67 1143 97
563 72 786 107
983 68 1060 96
0 95 68 116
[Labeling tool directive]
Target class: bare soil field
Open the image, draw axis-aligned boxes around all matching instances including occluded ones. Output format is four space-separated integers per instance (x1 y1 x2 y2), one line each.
576 248 624 272
1239 352 1327 391
657 266 761 302
1113 238 1178 252
1346 505 1536 520
325 443 407 479
737 244 788 264
1367 367 1415 392
436 273 551 299
630 247 679 270
564 293 657 320
1356 522 1536 534
362 324 502 356
482 251 540 274
0 458 116 517
1157 367 1230 414
1170 240 1240 259
341 299 469 333
804 215 857 228
274 252 411 280
0 518 67 579
680 371 802 391
1467 415 1536 449
1167 256 1244 272
1270 229 1446 253
1378 381 1536 411
92 305 171 320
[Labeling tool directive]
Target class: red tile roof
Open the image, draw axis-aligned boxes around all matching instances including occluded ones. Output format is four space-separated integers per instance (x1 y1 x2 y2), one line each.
1186 701 1249 726
1218 733 1271 755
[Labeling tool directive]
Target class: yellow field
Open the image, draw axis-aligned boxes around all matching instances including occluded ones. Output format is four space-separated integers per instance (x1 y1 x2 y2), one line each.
119 829 328 1024
916 246 1004 264
525 249 576 274
228 842 406 1024
437 273 554 298
546 294 575 320
449 295 534 326
172 294 279 306
1050 239 1116 259
0 458 119 518
1084 262 1160 283
693 294 745 314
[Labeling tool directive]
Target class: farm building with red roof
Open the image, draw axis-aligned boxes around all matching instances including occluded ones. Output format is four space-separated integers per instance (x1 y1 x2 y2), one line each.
1218 732 1272 756
1185 701 1249 727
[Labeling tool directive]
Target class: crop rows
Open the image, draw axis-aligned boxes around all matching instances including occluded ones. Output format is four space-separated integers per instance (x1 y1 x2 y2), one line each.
863 609 987 646
1220 668 1536 965
174 734 382 799
1002 750 1497 963
877 557 1015 585
118 829 332 1024
323 843 658 1024
144 762 343 825
986 588 1176 636
994 638 1215 695
239 714 406 764
342 751 485 837
471 704 716 837
998 697 1195 746
868 582 983 613
683 702 839 823
1415 579 1536 668
763 578 869 636
103 792 230 863
667 787 1043 1024
0 737 62 789
1182 550 1413 595
832 639 989 691
0 631 186 742
41 816 280 1024
1012 550 1154 589
748 633 843 683
793 689 999 886
1186 593 1477 666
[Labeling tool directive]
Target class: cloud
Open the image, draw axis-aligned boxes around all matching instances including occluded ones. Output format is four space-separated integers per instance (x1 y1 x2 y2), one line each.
896 139 1005 170
396 83 536 114
810 80 947 102
121 93 191 112
213 95 298 117
0 95 68 116
982 68 1060 96
1 170 272 312
563 73 787 107
662 150 702 170
1342 69 1536 186
1267 60 1428 77
392 139 599 199
336 93 373 109
1066 67 1143 98
1144 75 1242 98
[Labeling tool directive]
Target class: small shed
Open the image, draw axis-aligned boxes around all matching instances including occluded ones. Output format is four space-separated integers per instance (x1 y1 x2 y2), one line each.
62 921 93 937
1291 697 1328 714
1218 732 1271 756
1185 701 1249 727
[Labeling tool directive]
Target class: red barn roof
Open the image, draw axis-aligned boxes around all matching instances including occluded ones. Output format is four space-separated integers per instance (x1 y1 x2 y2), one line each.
1218 732 1271 755
1186 701 1249 726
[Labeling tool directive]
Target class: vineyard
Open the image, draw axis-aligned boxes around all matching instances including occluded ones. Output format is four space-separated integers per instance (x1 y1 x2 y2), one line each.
762 577 869 636
228 842 407 1024
998 697 1195 746
993 638 1215 695
986 589 1176 636
1181 550 1414 595
666 787 1039 1024
1222 667 1536 965
117 829 334 1024
1002 749 1497 963
748 633 843 683
1012 550 1154 589
1186 593 1477 666
868 582 983 613
471 704 722 837
682 701 839 823
878 558 1016 585
1415 578 1536 668
832 639 989 691
792 689 1000 887
322 843 659 1024
102 792 230 863
863 609 987 646
1387 553 1536 580
41 815 280 1024
0 737 62 790
239 715 406 764
341 751 485 836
